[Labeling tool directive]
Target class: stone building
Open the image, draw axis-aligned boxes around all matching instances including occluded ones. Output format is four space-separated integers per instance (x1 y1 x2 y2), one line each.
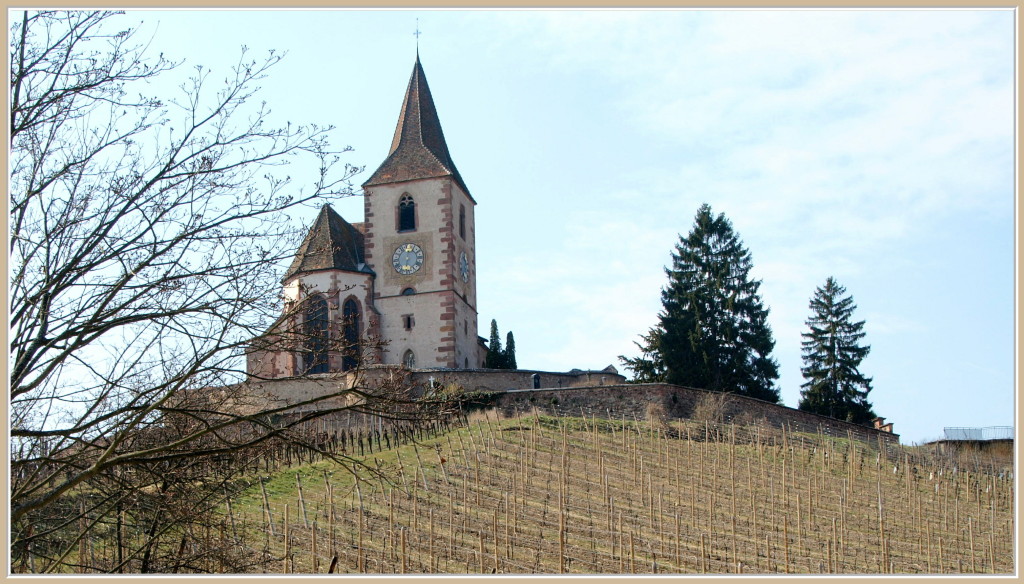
237 57 897 449
247 56 486 378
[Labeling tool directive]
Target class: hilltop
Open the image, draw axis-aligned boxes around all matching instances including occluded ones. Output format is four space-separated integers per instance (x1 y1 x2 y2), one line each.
215 409 1013 574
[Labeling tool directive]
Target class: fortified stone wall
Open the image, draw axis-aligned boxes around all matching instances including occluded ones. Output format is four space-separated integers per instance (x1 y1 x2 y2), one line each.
229 365 625 416
488 383 900 446
405 367 626 392
231 368 897 446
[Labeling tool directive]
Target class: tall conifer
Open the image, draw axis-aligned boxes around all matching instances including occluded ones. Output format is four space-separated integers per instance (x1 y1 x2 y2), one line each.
504 331 517 370
798 277 876 425
485 319 505 369
621 204 780 402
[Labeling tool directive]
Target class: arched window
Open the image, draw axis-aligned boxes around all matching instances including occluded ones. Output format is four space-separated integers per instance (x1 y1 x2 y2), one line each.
459 204 466 240
401 287 416 296
304 294 329 374
398 194 416 232
403 349 416 369
342 298 360 372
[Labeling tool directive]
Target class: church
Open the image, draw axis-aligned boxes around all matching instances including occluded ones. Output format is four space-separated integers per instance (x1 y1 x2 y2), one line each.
234 56 894 448
239 56 894 446
246 56 486 379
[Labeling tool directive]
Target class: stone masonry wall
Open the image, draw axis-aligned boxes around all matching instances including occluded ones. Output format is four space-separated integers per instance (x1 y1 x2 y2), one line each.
406 368 626 392
488 383 900 446
233 369 898 447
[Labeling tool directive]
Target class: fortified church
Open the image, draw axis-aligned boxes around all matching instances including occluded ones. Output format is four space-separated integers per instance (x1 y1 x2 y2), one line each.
247 56 487 378
240 56 897 445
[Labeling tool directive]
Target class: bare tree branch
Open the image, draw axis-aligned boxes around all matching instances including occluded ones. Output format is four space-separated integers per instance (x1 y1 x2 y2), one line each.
8 11 453 573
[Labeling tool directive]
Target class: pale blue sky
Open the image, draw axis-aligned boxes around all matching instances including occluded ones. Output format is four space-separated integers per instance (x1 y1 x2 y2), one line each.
112 8 1014 445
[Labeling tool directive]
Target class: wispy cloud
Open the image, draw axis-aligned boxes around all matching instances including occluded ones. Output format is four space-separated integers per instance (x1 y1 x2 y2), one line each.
473 9 1013 443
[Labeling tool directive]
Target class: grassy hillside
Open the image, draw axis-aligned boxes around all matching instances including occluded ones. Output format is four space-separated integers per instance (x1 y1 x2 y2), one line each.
220 410 1014 574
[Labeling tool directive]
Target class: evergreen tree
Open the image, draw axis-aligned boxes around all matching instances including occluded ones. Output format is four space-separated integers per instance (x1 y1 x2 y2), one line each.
620 329 666 383
798 277 876 425
621 204 780 402
504 331 517 370
484 319 505 369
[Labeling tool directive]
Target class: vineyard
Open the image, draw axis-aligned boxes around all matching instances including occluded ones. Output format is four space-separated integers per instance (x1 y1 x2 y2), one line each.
211 409 1015 574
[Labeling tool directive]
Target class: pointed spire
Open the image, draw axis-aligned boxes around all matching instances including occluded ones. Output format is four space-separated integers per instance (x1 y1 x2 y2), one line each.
282 204 369 282
363 56 472 200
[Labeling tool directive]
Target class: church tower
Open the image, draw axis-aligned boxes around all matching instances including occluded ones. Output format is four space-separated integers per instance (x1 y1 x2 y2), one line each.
362 56 481 369
245 56 482 379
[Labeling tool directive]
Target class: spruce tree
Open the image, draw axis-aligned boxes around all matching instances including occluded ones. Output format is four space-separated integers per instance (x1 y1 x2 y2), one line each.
798 277 876 425
621 204 780 402
620 329 666 383
484 319 505 369
504 331 517 370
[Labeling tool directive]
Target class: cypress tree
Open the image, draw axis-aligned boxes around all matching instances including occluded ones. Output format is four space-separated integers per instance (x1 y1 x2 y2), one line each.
484 319 505 369
621 204 780 402
798 277 876 425
504 331 517 370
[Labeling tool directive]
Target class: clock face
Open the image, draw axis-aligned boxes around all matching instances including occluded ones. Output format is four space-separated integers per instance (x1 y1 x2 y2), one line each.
459 252 470 283
392 243 424 275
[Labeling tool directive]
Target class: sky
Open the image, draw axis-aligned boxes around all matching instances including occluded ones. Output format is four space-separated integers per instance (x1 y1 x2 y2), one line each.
103 8 1014 446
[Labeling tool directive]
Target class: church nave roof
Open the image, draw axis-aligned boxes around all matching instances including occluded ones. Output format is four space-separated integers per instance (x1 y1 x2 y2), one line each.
282 204 369 282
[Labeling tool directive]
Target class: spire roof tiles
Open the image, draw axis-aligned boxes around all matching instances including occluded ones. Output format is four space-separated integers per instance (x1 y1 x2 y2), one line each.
363 56 472 200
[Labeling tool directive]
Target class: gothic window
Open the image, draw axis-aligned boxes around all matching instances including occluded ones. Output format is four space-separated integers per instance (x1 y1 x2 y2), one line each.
342 298 360 372
398 194 416 232
403 349 416 369
304 293 329 374
459 204 466 240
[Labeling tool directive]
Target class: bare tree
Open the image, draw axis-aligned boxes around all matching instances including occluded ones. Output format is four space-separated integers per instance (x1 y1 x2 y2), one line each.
9 11 456 572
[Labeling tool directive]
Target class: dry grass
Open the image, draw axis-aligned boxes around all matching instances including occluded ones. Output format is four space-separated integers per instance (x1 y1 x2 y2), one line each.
223 411 1014 574
691 391 729 424
645 402 669 429
465 408 507 426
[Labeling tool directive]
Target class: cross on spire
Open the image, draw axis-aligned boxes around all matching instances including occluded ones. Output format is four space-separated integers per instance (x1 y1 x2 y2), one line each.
414 18 421 53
